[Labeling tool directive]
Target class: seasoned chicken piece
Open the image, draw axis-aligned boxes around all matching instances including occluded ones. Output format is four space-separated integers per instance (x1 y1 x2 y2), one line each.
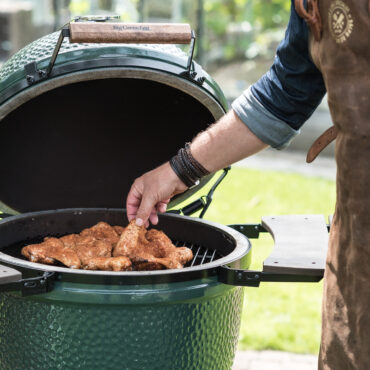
146 229 193 264
171 247 194 265
21 237 81 269
22 244 55 265
134 262 164 271
80 222 120 245
59 234 79 249
113 220 148 257
83 256 132 271
133 229 192 270
22 221 192 272
113 225 126 235
77 238 112 265
145 229 170 257
132 255 183 269
60 234 112 265
113 220 193 270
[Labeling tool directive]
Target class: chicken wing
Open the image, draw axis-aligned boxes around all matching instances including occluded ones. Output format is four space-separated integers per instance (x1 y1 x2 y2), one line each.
114 220 193 270
59 234 79 249
113 220 148 257
80 221 120 245
113 225 126 235
22 237 81 269
146 229 193 265
83 256 132 271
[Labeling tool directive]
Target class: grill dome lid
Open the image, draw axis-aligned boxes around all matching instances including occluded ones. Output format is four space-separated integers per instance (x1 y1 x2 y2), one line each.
0 27 228 214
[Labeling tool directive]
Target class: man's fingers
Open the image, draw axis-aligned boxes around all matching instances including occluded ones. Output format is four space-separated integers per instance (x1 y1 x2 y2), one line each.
149 212 159 225
156 202 168 213
126 182 143 221
136 193 157 227
125 162 184 226
126 180 168 226
148 208 159 225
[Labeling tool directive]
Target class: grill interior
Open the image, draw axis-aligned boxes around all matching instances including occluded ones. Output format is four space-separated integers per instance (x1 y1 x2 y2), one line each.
0 78 215 213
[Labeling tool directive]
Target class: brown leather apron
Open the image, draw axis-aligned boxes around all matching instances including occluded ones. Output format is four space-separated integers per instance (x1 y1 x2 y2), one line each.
297 0 370 368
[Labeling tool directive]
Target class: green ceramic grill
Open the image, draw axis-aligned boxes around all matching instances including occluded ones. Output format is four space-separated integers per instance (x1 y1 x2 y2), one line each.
0 19 328 370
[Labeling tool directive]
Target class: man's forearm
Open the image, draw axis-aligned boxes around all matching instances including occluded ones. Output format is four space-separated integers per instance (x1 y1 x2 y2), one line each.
127 109 269 225
190 109 268 172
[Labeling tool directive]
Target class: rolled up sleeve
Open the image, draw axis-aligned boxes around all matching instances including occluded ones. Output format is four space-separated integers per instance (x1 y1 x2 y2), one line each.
232 0 326 149
232 87 299 149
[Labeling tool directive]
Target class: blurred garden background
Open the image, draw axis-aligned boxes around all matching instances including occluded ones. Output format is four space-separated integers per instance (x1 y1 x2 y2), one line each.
0 0 336 359
0 0 334 153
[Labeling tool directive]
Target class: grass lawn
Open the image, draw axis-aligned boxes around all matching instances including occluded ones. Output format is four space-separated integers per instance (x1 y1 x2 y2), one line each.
175 166 336 354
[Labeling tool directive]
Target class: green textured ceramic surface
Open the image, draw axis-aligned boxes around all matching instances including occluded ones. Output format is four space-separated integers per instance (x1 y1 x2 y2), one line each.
0 278 244 370
0 31 227 110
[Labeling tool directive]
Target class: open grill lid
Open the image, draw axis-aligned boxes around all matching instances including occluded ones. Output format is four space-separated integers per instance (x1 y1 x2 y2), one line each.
0 21 228 214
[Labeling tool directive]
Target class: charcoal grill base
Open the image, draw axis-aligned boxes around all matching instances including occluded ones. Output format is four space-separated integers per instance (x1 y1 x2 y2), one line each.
0 285 243 370
0 208 250 369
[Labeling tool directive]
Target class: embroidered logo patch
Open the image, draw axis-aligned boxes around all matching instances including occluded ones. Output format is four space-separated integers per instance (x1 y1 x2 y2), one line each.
329 0 354 43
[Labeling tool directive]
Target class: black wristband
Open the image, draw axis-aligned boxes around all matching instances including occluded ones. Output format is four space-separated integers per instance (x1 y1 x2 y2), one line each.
169 156 195 188
169 144 210 189
178 148 199 183
184 143 210 176
180 148 204 179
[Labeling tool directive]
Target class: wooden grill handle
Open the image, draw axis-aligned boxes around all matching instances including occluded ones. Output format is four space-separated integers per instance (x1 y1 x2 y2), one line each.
69 22 192 44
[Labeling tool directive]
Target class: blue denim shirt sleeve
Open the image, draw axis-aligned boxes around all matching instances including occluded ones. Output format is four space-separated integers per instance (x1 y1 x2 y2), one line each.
232 87 300 149
232 0 326 149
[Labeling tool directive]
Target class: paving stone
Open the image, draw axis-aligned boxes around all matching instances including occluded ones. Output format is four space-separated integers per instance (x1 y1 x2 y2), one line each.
233 350 317 370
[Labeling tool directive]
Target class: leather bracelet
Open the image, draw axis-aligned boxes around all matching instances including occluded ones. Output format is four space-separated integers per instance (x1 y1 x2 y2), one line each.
178 148 199 184
169 156 195 188
169 144 210 189
184 143 210 176
180 148 204 179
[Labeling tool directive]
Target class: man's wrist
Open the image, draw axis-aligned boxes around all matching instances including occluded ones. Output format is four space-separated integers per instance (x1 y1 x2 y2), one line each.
163 162 188 191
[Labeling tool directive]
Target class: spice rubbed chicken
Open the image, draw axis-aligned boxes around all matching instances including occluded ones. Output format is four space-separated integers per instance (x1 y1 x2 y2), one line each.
21 220 193 271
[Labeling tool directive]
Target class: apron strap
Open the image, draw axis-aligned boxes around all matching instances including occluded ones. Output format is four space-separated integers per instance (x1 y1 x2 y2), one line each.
306 126 337 163
295 0 331 162
294 0 322 41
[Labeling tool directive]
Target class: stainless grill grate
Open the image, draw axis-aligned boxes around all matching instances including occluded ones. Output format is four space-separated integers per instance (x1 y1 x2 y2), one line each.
174 240 221 267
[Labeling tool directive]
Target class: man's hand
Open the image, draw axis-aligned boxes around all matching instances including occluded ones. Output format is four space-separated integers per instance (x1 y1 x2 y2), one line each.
126 162 187 227
126 110 268 227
